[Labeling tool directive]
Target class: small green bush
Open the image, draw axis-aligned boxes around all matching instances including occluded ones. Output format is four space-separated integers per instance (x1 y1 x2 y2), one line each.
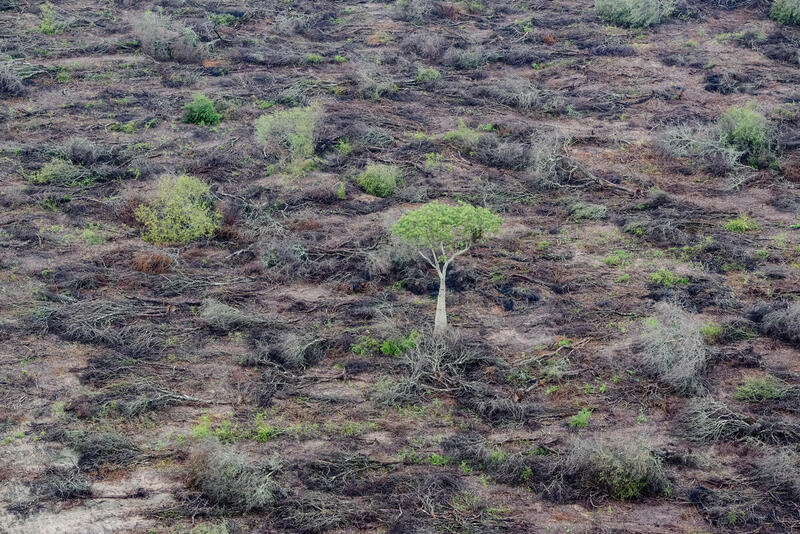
734 375 792 402
442 120 481 150
568 202 607 220
254 105 320 171
724 215 759 233
569 408 592 428
717 104 772 168
771 0 800 25
135 175 221 245
38 2 66 35
356 164 401 197
648 268 689 288
183 94 220 126
29 158 92 186
416 66 442 84
595 0 674 27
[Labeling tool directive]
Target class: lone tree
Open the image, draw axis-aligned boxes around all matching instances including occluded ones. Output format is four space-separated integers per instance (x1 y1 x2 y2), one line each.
392 201 502 336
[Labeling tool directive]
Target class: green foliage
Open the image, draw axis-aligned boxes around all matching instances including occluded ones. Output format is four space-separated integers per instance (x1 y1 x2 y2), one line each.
29 159 93 186
380 330 421 356
442 120 481 150
209 13 237 26
416 66 442 84
595 0 674 27
700 322 722 342
254 105 319 171
135 175 220 245
568 202 607 220
391 201 502 262
304 53 323 64
733 375 792 402
717 104 772 168
771 0 800 24
648 268 688 288
38 2 66 35
569 407 592 428
603 250 632 267
724 215 759 233
356 164 401 197
183 93 220 126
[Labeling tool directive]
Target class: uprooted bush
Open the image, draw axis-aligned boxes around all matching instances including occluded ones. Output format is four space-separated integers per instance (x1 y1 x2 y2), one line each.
556 438 671 501
636 302 708 394
595 0 674 27
751 301 800 347
680 396 800 444
246 330 324 369
0 61 25 96
135 175 221 245
187 441 286 512
658 125 745 176
32 467 91 499
200 299 260 331
135 11 206 63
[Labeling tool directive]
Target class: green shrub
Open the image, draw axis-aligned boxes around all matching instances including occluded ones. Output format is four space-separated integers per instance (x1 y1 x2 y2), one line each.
724 215 759 233
356 164 401 197
717 104 772 168
569 408 592 428
304 53 323 64
38 2 66 35
183 94 220 126
648 268 689 288
734 375 792 402
442 120 481 150
135 175 220 245
568 202 607 220
562 439 670 500
29 158 92 186
595 0 674 27
771 0 800 25
254 105 320 171
416 66 442 84
135 11 205 64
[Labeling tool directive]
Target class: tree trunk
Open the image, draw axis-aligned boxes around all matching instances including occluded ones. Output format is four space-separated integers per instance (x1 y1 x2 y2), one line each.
434 271 447 336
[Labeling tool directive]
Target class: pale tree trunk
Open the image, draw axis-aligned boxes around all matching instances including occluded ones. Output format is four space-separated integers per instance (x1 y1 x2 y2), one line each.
434 269 447 336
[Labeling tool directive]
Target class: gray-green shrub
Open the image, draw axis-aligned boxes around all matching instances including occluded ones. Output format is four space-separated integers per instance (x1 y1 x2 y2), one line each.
595 0 674 27
771 0 800 24
717 103 772 168
356 164 401 197
254 105 320 171
135 11 206 64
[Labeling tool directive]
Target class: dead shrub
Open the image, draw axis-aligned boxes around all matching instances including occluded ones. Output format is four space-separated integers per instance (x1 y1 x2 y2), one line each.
187 442 285 512
130 251 172 274
401 32 447 59
753 449 800 502
759 301 800 347
33 467 91 499
247 330 324 369
680 397 749 442
200 298 258 331
135 11 206 64
0 61 25 96
59 431 140 471
636 302 708 394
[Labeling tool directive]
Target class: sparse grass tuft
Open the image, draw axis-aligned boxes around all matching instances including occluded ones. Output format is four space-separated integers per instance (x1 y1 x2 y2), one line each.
637 302 707 394
734 375 792 402
648 268 689 288
183 93 220 126
356 164 401 197
135 175 220 245
595 0 674 27
724 215 759 233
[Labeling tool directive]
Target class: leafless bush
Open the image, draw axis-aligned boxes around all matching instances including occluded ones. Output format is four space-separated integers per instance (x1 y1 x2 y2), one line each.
474 136 528 170
274 13 318 36
760 302 800 347
72 431 140 470
200 299 257 331
187 442 285 512
658 125 745 177
247 331 323 369
753 449 800 502
637 302 708 394
473 81 566 113
401 32 447 59
679 397 749 442
0 61 25 96
394 0 436 22
63 137 106 166
33 467 90 499
135 11 205 64
443 46 487 69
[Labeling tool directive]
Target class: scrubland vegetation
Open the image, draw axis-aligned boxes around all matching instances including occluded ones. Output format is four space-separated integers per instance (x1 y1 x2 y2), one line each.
1 0 799 532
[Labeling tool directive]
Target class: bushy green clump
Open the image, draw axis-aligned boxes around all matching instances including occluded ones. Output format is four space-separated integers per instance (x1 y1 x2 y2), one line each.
563 439 671 500
442 120 481 150
648 268 689 288
724 215 759 233
135 175 220 245
356 164 401 197
38 2 66 35
717 104 772 168
734 375 792 402
568 202 607 220
569 408 592 428
416 66 442 84
183 94 220 126
29 158 92 186
254 105 320 171
595 0 674 28
771 0 800 25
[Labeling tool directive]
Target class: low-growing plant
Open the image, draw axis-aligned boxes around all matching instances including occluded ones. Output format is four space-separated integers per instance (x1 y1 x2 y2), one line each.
29 159 92 187
734 374 793 402
135 11 205 64
135 175 221 245
304 53 323 64
717 104 772 168
443 46 487 69
771 0 800 25
569 408 592 428
356 164 401 197
568 202 607 220
724 215 759 233
595 0 673 27
648 268 689 288
604 250 632 267
38 2 66 34
254 105 320 172
637 302 707 394
416 66 442 84
442 120 481 151
183 93 220 126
